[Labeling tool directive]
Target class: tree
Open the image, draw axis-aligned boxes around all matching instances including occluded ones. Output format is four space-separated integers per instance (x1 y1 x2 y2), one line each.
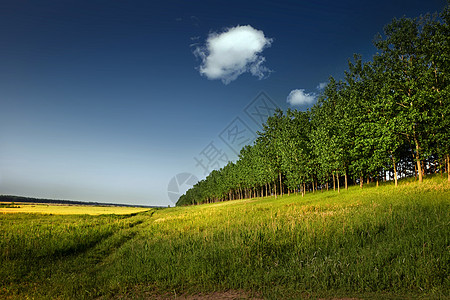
421 8 450 181
374 17 434 182
177 5 450 206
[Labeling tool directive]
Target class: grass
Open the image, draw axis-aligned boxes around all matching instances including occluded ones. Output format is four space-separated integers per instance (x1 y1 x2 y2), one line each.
0 175 449 299
0 203 152 215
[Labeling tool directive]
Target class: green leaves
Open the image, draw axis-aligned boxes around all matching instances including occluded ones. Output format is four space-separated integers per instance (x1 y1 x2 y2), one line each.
178 4 450 205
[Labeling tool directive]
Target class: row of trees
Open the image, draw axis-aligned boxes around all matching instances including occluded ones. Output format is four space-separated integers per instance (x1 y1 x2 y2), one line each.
177 6 450 206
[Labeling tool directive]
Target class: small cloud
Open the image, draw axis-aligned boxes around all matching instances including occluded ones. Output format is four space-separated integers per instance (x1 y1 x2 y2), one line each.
175 17 183 22
194 25 273 84
190 36 200 41
287 89 316 106
316 82 327 90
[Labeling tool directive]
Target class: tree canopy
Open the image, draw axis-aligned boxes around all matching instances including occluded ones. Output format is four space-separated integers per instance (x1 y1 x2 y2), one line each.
177 6 450 206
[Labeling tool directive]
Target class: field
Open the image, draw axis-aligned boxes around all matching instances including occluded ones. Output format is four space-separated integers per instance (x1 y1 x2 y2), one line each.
0 202 152 215
0 176 449 299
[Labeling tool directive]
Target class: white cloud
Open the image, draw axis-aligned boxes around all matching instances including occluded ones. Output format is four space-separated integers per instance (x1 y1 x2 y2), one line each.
316 82 327 90
287 89 317 106
194 25 273 84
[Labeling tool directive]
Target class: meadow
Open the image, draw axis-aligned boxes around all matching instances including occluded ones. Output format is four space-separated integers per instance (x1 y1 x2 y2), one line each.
0 202 152 215
0 175 449 299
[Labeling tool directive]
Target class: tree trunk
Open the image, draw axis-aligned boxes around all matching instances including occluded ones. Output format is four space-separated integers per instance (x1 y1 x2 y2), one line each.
344 172 348 190
447 154 450 182
392 156 398 187
279 172 283 197
332 173 336 191
414 137 423 183
360 175 363 189
337 171 340 193
445 156 448 174
274 180 277 199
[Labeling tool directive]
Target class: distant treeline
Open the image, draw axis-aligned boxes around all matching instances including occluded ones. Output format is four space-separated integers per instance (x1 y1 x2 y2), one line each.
177 6 450 206
0 195 157 208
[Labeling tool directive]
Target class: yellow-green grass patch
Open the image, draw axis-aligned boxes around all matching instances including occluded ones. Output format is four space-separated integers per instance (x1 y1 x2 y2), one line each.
0 202 151 215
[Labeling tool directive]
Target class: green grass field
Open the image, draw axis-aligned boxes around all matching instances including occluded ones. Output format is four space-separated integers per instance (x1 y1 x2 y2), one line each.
0 175 449 299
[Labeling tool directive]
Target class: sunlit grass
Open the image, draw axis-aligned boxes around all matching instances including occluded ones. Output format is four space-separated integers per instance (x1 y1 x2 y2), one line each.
0 175 448 299
0 203 151 215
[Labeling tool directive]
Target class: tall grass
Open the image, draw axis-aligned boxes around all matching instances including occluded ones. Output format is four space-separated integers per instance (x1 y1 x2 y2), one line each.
0 175 448 299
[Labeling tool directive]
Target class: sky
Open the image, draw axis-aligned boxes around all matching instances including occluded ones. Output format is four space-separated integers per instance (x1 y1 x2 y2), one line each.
0 0 446 206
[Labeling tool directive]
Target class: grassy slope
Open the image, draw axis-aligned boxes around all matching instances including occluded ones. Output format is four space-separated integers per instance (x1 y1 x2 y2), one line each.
0 175 449 299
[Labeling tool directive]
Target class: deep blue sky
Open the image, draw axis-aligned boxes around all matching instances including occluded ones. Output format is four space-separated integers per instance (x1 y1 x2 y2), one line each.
0 0 446 206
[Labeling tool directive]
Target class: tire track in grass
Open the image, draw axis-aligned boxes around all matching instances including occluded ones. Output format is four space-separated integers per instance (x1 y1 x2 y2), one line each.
16 211 157 299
